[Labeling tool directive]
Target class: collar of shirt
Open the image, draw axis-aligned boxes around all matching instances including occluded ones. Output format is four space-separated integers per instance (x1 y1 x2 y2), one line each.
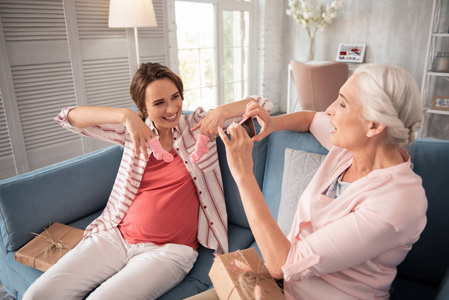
144 117 182 137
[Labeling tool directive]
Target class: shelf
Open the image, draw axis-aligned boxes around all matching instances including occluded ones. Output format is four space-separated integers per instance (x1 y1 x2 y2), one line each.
432 33 449 37
426 71 449 77
421 0 449 138
426 109 449 115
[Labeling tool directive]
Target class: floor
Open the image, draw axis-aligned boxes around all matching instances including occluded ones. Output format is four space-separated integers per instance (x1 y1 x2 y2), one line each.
0 279 14 300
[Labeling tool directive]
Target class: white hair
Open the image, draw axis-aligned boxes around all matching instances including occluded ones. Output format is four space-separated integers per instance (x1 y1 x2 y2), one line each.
353 64 423 146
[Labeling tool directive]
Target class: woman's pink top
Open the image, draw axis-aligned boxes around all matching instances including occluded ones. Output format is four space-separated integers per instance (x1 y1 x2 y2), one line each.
118 149 199 248
282 112 428 300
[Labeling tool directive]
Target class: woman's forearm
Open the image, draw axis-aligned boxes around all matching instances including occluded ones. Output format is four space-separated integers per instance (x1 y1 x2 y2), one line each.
217 124 290 278
67 106 133 128
235 175 291 279
217 97 254 119
272 110 316 133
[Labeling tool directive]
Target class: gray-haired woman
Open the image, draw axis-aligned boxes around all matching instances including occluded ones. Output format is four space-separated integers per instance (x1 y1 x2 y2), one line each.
218 64 427 300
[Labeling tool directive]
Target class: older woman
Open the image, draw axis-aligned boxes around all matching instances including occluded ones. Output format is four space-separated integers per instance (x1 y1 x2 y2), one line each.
218 64 427 299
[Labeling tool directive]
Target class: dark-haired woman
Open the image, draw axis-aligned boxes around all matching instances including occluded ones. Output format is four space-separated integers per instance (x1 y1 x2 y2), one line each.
24 62 272 300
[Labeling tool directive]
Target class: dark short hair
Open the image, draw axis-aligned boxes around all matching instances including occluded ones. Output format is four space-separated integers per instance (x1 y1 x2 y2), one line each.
130 62 184 119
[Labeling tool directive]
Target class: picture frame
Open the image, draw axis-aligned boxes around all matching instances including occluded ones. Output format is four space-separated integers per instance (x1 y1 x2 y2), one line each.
432 96 449 110
336 43 366 63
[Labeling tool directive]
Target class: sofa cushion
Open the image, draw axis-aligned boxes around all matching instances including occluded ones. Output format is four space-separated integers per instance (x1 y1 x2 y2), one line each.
216 125 269 229
158 223 254 299
0 210 102 299
436 267 449 300
390 275 438 300
277 149 326 235
0 145 123 252
262 131 328 220
395 139 449 287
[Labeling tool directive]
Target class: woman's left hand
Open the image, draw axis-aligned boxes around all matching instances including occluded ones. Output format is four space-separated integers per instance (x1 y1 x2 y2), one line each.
190 107 226 141
217 123 254 182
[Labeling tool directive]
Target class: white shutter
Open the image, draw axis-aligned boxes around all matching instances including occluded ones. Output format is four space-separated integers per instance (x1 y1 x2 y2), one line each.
75 0 168 150
76 0 132 109
0 92 15 180
138 0 168 65
75 0 134 151
0 0 83 172
12 63 78 151
1 0 67 42
83 58 132 108
76 0 125 40
0 0 169 177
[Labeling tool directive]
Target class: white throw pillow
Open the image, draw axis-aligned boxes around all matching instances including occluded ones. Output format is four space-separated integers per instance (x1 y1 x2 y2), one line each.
277 148 326 235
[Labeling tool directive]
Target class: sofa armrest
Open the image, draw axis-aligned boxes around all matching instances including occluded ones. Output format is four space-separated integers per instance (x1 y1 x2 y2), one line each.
0 145 123 252
436 267 449 300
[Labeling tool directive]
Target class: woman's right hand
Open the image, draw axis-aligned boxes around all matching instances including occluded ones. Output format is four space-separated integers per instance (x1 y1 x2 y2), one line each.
123 109 155 161
217 123 254 182
244 102 275 142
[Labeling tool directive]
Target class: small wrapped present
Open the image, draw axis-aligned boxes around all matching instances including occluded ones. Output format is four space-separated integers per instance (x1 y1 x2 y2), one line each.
15 222 84 272
209 248 284 300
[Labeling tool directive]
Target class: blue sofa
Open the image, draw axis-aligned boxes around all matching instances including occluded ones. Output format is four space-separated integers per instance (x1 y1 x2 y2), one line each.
1 127 449 299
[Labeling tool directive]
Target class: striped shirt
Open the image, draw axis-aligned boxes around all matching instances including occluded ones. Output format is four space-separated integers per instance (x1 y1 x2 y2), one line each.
54 96 271 254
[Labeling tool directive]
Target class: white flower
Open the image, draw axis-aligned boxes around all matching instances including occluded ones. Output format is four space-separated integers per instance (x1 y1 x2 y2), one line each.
337 0 344 9
287 0 344 38
302 11 311 20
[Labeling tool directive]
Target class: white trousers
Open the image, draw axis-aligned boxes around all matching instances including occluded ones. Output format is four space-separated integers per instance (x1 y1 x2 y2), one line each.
23 227 198 300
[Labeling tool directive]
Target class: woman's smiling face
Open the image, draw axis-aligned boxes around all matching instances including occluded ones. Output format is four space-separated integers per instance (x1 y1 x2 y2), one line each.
144 77 182 132
325 74 371 150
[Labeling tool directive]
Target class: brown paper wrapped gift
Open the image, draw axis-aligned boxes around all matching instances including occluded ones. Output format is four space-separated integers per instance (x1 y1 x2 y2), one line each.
15 222 84 272
209 248 284 300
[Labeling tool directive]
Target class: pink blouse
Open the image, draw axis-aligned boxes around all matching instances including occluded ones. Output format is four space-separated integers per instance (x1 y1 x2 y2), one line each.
282 112 428 300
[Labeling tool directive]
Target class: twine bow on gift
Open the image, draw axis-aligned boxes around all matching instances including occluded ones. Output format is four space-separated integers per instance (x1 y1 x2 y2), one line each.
228 250 283 300
31 226 71 263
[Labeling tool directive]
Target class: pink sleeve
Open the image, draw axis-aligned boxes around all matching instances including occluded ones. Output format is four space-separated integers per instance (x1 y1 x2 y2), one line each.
282 204 404 282
54 107 127 146
309 112 333 151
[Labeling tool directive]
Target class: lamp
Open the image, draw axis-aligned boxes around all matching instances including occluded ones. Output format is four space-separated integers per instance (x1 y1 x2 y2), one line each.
108 0 158 66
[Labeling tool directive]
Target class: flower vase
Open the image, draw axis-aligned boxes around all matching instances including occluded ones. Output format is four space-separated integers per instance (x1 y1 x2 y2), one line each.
308 36 315 61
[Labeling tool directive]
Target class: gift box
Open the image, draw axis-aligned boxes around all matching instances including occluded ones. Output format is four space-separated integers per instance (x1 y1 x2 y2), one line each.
209 248 284 300
15 222 84 272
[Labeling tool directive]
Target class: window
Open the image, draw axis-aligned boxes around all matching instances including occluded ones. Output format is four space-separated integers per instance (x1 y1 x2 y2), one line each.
175 0 255 110
222 9 250 105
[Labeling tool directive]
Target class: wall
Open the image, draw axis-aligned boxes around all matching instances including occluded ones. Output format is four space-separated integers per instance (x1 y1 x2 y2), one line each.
280 0 434 114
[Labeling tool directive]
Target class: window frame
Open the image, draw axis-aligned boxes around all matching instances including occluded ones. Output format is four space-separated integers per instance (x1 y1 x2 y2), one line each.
174 0 257 108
